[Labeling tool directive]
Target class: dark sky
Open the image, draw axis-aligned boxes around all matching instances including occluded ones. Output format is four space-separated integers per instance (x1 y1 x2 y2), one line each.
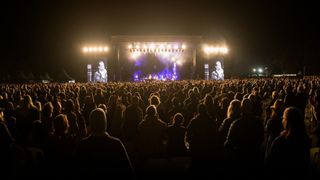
2 0 319 80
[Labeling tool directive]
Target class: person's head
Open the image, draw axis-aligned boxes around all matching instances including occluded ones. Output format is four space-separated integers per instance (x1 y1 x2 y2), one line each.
197 103 208 115
98 61 105 71
54 100 62 114
0 110 4 122
107 95 117 105
171 97 179 107
53 114 69 135
65 99 75 112
282 107 306 136
6 116 16 128
297 84 304 93
5 102 15 111
248 94 257 103
173 113 184 126
241 98 253 116
149 95 160 106
270 99 285 115
34 101 42 111
227 99 241 119
89 108 107 134
221 97 230 110
271 91 279 100
313 89 320 107
204 94 213 105
234 92 243 101
98 104 107 112
131 95 140 106
146 104 157 115
216 61 222 68
42 102 53 118
22 95 34 108
74 98 81 112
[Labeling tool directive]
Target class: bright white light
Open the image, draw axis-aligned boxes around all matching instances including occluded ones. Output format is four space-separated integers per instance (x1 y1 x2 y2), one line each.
83 46 109 53
253 68 256 72
212 47 220 54
167 44 172 49
143 44 147 49
131 52 141 59
222 47 229 54
150 43 155 49
163 52 169 58
203 46 210 54
171 57 176 62
159 44 164 49
128 44 132 49
258 68 263 73
176 60 182 65
174 45 179 49
182 44 186 49
135 45 140 49
203 45 229 55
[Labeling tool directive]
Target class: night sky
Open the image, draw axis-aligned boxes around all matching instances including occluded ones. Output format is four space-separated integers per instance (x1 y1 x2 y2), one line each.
2 0 319 81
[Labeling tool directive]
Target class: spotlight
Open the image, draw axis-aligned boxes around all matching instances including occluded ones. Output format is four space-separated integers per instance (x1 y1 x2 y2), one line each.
222 47 229 54
150 43 155 50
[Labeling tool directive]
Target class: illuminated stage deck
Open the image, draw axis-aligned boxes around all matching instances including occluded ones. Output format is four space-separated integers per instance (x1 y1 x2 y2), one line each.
83 35 228 82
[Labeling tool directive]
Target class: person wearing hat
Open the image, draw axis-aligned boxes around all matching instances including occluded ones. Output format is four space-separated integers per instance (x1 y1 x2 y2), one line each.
265 99 285 155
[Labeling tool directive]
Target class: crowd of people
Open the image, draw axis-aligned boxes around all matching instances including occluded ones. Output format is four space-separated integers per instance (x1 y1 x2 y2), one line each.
1 77 320 179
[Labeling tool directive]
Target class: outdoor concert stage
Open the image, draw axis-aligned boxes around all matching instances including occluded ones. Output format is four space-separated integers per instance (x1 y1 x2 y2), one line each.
84 35 227 82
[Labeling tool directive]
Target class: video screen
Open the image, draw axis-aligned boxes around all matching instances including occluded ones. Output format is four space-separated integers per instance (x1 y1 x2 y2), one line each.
91 60 108 83
211 60 224 80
